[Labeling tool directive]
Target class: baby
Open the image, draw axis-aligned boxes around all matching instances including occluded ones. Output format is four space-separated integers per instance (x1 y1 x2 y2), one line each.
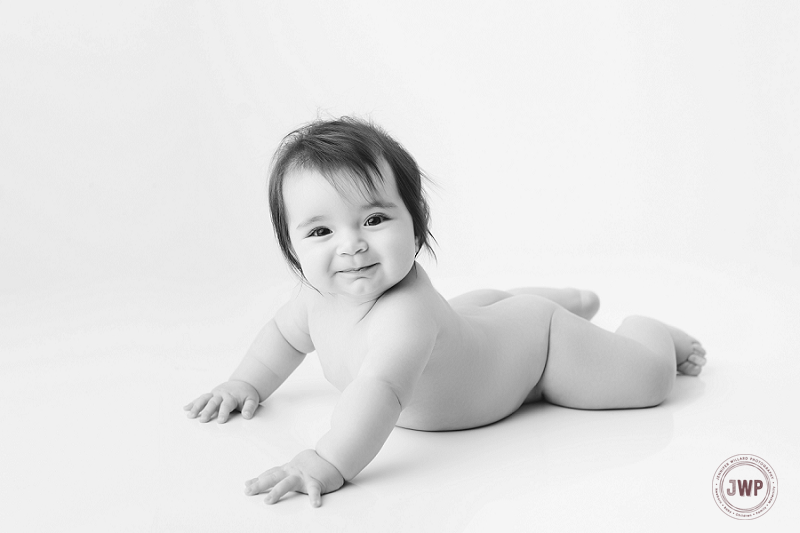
184 117 707 507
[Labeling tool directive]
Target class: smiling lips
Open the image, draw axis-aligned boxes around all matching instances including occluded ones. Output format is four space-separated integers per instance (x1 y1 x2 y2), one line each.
338 264 377 274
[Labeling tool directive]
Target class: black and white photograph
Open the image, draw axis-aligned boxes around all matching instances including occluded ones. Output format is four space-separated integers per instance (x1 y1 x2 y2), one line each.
2 2 797 531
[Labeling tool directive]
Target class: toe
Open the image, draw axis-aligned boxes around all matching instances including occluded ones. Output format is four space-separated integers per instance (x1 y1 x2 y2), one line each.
692 342 706 356
688 354 706 366
678 361 702 376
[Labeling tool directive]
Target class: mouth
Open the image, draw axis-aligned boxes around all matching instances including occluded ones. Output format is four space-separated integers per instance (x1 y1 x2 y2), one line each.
338 264 377 274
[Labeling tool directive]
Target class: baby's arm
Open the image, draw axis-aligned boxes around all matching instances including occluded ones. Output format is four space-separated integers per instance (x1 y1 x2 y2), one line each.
245 298 437 506
184 293 312 423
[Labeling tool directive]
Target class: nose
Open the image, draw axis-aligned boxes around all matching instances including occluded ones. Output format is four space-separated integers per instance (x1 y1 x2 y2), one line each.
336 230 368 256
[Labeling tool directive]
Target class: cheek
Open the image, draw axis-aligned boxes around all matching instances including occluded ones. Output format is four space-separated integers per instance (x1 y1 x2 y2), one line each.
387 223 418 262
291 240 325 272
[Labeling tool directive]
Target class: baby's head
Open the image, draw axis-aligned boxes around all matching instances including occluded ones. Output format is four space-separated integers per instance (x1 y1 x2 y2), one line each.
268 117 435 277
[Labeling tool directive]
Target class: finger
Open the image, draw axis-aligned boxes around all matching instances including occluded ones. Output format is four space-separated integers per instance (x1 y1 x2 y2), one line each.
185 394 212 416
245 468 287 496
306 480 322 508
217 393 238 424
198 395 222 422
241 397 259 419
185 393 213 418
264 475 302 505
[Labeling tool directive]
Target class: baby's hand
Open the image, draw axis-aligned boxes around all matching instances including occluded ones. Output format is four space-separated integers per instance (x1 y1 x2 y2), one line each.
245 449 344 508
183 380 260 423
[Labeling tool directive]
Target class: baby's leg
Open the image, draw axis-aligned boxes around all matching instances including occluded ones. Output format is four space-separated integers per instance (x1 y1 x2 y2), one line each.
539 309 705 409
509 287 600 320
449 287 599 320
448 289 514 308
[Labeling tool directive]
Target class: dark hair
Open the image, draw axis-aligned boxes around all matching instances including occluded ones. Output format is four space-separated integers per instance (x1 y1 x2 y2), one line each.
268 117 435 276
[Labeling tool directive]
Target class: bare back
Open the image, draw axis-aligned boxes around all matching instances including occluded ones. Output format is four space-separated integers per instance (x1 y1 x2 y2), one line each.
288 264 557 431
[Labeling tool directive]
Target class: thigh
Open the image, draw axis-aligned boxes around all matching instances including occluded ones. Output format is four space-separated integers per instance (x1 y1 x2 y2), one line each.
540 308 672 409
508 287 580 310
509 287 599 320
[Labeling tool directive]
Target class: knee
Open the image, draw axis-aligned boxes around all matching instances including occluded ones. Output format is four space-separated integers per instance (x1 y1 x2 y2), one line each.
618 315 676 406
643 365 675 406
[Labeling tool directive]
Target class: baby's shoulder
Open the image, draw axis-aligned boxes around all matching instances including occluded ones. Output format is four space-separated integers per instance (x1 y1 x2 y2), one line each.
369 271 445 334
361 283 441 361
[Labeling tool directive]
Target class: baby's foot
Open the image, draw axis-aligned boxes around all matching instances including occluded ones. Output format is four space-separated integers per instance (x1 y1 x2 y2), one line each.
579 290 600 321
663 323 707 375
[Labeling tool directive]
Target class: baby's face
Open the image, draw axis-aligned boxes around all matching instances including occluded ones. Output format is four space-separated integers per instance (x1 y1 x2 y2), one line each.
283 162 418 302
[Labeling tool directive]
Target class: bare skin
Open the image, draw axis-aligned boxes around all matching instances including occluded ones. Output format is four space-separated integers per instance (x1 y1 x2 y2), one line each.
184 163 706 507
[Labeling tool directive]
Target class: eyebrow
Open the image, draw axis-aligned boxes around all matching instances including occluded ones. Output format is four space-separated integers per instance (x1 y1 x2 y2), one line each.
295 201 399 230
296 215 326 230
362 201 398 210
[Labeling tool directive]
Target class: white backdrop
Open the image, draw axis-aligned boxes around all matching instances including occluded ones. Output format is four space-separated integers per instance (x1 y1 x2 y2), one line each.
3 1 796 306
2 2 798 531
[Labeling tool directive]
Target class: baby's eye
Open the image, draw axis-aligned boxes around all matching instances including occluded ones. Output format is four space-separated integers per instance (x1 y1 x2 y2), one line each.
308 227 331 238
365 214 387 227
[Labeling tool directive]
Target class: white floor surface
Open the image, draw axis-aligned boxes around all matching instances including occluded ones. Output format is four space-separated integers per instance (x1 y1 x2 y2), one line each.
2 258 798 532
